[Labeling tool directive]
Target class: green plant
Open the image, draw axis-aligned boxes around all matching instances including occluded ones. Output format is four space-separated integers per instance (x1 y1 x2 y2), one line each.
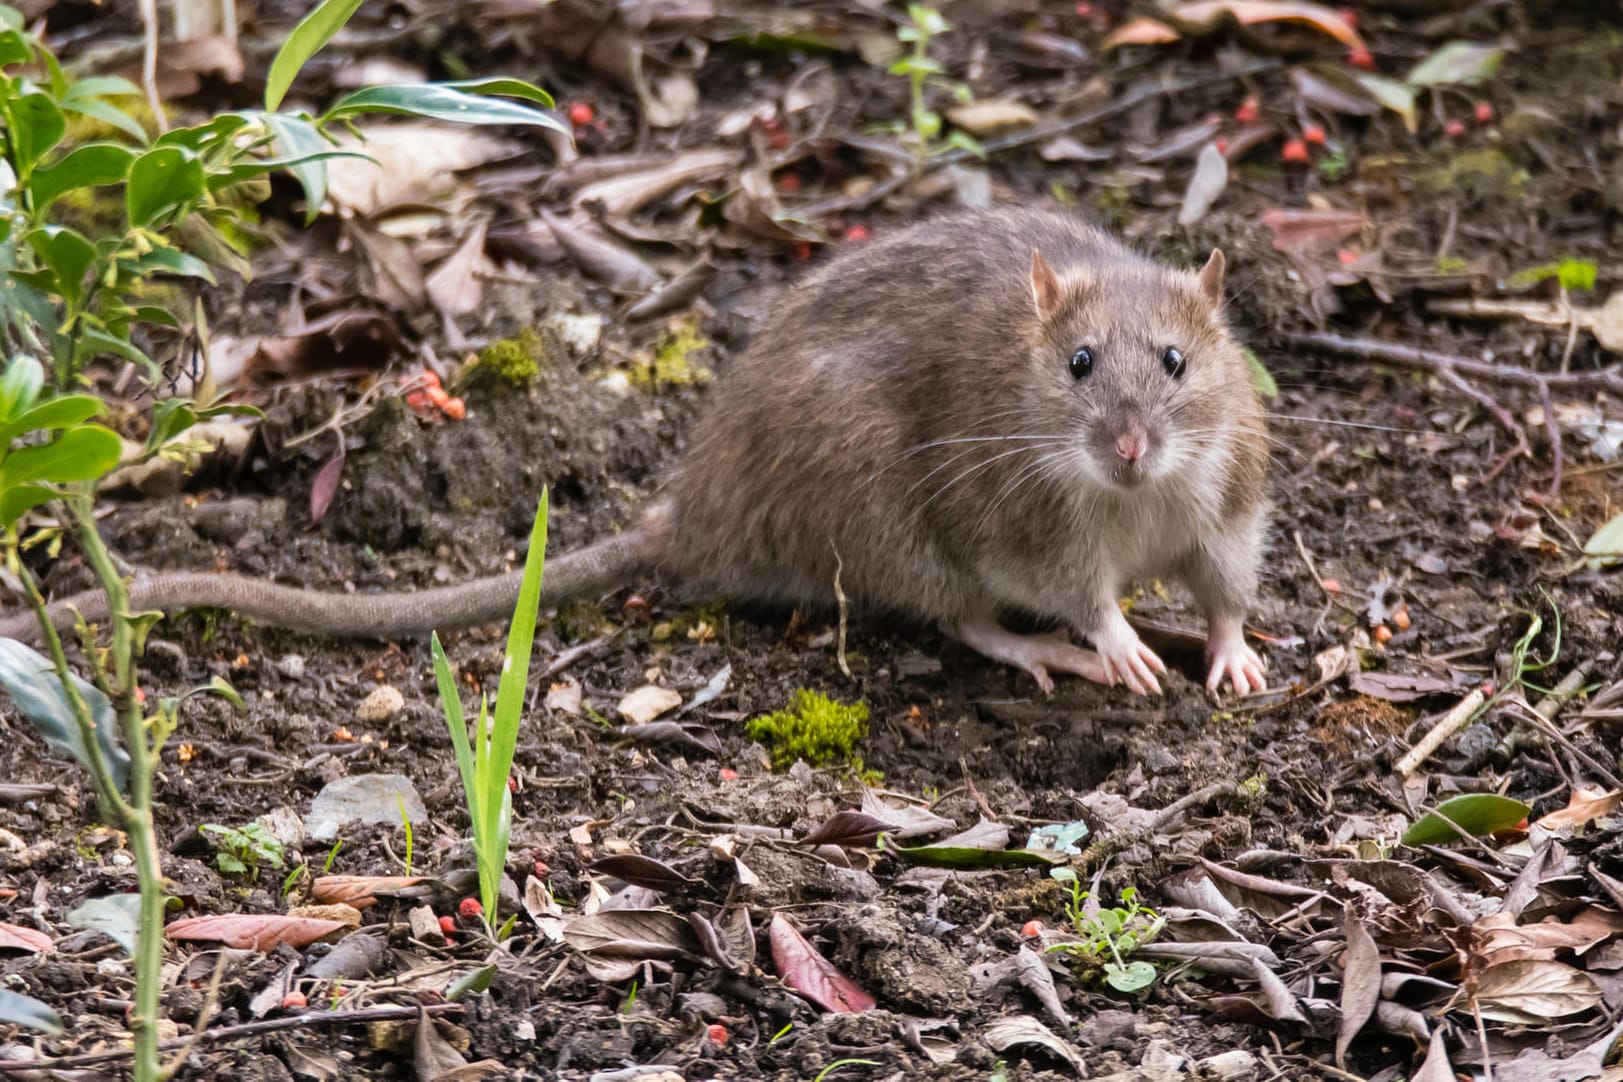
812 1060 882 1082
746 688 869 772
1045 881 1166 992
433 491 548 929
885 4 982 161
0 0 564 389
201 822 285 880
397 792 414 875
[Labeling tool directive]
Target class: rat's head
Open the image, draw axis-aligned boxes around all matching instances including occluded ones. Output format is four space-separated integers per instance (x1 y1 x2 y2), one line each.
1022 245 1253 492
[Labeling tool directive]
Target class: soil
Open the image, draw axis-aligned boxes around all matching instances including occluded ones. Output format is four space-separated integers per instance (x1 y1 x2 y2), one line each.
3 2 1623 1080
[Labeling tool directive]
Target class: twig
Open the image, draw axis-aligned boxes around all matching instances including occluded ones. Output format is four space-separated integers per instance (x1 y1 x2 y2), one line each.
830 542 852 681
1395 688 1486 777
1151 781 1236 831
134 0 168 133
1433 365 1528 482
799 58 1282 220
0 1003 463 1073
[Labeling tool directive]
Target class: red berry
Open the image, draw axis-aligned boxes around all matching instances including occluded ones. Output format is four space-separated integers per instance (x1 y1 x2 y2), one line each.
458 897 484 920
1474 101 1494 124
281 991 307 1010
438 915 457 936
719 767 739 781
567 102 594 126
1302 122 1326 145
441 397 466 421
776 172 801 193
1337 247 1358 265
1281 138 1310 164
533 859 551 876
1234 96 1260 124
1321 578 1342 594
793 241 814 262
1443 118 1467 138
1074 2 1092 14
1021 919 1044 937
1214 137 1230 155
1347 47 1375 71
844 224 872 242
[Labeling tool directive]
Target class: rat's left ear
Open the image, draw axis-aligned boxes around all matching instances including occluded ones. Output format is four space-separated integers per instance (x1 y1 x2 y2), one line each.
1197 248 1226 307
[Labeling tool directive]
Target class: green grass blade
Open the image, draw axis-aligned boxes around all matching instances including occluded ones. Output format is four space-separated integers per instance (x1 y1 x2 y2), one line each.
431 632 479 828
265 0 365 112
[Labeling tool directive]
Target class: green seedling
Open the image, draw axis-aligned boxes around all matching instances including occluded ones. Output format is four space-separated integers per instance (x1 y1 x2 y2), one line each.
885 4 983 162
200 822 284 880
397 793 414 876
812 1060 882 1082
1045 881 1166 993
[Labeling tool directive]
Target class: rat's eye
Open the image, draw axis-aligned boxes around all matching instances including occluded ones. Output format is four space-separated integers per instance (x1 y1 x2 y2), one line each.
1162 347 1186 379
1069 346 1096 380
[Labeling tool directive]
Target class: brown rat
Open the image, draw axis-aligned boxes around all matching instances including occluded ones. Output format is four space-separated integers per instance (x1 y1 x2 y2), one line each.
2 208 1269 695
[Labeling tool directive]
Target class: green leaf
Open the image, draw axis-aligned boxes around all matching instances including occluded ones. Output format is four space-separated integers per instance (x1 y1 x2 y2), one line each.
154 112 251 152
0 638 129 790
0 483 54 524
446 964 497 1001
0 424 122 490
322 84 569 134
1584 511 1623 572
56 95 150 143
883 841 1064 869
121 247 216 283
1104 961 1158 993
0 27 33 66
66 894 142 954
0 354 44 426
1352 73 1417 133
1244 349 1278 399
205 148 369 192
889 56 945 77
25 226 98 308
7 90 66 175
0 393 104 446
439 77 555 109
261 112 332 223
908 4 949 35
265 0 365 111
432 631 480 831
125 146 205 228
1406 42 1504 88
64 75 144 99
76 326 155 374
1401 794 1531 846
0 989 63 1035
27 143 136 210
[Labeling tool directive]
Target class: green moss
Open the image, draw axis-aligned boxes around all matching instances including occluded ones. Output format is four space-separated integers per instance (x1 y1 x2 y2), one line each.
651 602 726 644
746 689 869 772
552 598 612 641
627 317 711 391
54 184 126 236
475 327 545 387
61 94 164 144
1090 183 1132 231
1412 148 1529 202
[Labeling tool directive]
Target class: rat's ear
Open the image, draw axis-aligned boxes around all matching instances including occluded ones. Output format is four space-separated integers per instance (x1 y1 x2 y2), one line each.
1030 249 1063 321
1197 248 1226 307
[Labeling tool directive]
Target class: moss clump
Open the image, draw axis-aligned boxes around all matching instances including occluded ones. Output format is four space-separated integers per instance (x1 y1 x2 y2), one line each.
54 184 126 237
628 317 711 391
476 327 545 387
746 689 869 772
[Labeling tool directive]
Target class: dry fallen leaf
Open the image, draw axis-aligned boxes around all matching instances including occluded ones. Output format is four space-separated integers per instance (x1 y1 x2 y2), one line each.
327 124 522 217
768 913 875 1013
309 875 431 909
165 914 349 951
426 221 492 319
1470 959 1603 1024
0 922 52 954
617 685 682 724
945 99 1039 136
1537 787 1623 830
1171 0 1364 48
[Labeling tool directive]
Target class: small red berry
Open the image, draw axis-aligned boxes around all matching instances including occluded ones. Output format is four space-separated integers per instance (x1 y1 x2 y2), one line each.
567 102 594 126
844 224 872 242
1074 2 1092 15
775 172 801 193
1336 247 1358 265
1474 101 1494 124
534 859 551 876
1302 122 1326 146
1281 138 1310 164
1234 96 1260 124
1443 118 1467 139
1021 919 1044 937
438 915 457 936
719 767 739 781
281 991 307 1010
1214 137 1230 155
458 897 484 920
708 1023 729 1045
1347 47 1375 71
793 241 814 262
1321 577 1343 594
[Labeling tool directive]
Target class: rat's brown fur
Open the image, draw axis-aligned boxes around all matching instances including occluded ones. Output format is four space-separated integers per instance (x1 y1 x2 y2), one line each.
1 209 1269 693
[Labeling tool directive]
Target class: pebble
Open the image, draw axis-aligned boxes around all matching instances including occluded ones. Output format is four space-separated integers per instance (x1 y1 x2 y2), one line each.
356 685 404 722
275 654 307 680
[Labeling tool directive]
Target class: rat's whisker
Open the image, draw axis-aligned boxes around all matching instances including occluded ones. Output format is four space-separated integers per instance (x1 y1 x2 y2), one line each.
916 442 1068 512
1263 413 1420 434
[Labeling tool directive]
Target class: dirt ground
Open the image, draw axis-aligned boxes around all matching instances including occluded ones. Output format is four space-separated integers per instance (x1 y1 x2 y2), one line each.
3 1 1623 1080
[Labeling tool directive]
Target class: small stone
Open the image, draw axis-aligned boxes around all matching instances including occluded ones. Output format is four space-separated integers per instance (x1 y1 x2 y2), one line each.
275 654 307 680
356 685 404 722
409 905 445 946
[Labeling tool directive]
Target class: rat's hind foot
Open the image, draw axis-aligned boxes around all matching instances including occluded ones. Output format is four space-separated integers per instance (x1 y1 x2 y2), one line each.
953 618 1107 695
1206 613 1266 695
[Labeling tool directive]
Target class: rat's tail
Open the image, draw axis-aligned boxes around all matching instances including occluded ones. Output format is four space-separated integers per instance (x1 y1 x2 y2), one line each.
0 521 658 644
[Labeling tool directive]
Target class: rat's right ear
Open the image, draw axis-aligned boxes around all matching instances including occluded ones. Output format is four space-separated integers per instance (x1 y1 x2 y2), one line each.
1030 249 1063 321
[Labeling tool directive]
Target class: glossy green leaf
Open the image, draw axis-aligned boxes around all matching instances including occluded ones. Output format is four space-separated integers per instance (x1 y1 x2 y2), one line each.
0 424 122 489
323 84 568 134
1401 794 1531 846
261 112 331 222
0 27 33 66
121 247 216 283
1407 41 1504 88
0 482 55 524
64 75 144 99
438 77 555 108
0 393 104 446
1352 73 1417 133
0 355 45 426
25 226 97 308
125 146 205 228
27 143 136 210
154 113 251 152
1584 511 1623 572
446 963 497 1001
205 148 368 192
0 638 129 790
56 95 149 143
76 326 155 373
265 0 364 111
130 305 182 329
7 90 66 175
0 989 63 1035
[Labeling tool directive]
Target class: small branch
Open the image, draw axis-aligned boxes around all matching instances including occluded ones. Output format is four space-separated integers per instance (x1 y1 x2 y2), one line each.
1396 688 1486 777
134 0 168 133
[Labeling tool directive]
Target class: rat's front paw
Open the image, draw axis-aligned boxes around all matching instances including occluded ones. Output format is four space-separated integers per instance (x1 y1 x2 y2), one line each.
1092 619 1165 696
1205 621 1266 695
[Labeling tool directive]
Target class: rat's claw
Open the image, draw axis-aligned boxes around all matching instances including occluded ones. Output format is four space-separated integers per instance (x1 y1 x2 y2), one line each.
1096 636 1164 696
1205 637 1266 696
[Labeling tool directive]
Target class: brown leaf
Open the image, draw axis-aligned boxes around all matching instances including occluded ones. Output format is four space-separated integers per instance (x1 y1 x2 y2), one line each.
165 914 348 951
1170 1 1364 48
1470 959 1603 1023
425 221 491 319
326 124 520 217
348 221 428 312
1537 787 1623 830
244 303 413 382
541 210 662 293
1101 17 1181 48
767 913 875 1014
0 922 52 954
310 450 345 524
799 811 896 850
309 875 431 909
944 99 1039 136
588 854 698 892
562 909 702 961
1335 908 1381 1068
1411 1028 1455 1082
572 149 742 217
1348 671 1455 702
1259 207 1367 253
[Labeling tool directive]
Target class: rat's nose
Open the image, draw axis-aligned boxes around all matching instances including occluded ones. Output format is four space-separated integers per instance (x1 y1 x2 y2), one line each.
1114 430 1147 463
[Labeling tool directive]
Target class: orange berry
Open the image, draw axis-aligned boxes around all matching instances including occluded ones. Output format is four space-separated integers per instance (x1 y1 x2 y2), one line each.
1281 138 1311 164
1474 101 1494 124
1347 47 1375 70
1373 624 1393 644
281 991 307 1010
1021 919 1044 937
1302 122 1326 145
441 396 466 421
1234 96 1260 124
566 102 594 126
420 369 441 388
425 385 450 407
1392 608 1411 631
405 390 432 413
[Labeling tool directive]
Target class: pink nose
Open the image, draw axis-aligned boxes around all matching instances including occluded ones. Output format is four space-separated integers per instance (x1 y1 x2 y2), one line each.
1115 431 1146 463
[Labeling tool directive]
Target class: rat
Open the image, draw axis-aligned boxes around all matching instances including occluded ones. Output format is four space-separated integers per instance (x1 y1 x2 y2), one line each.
1 209 1269 695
